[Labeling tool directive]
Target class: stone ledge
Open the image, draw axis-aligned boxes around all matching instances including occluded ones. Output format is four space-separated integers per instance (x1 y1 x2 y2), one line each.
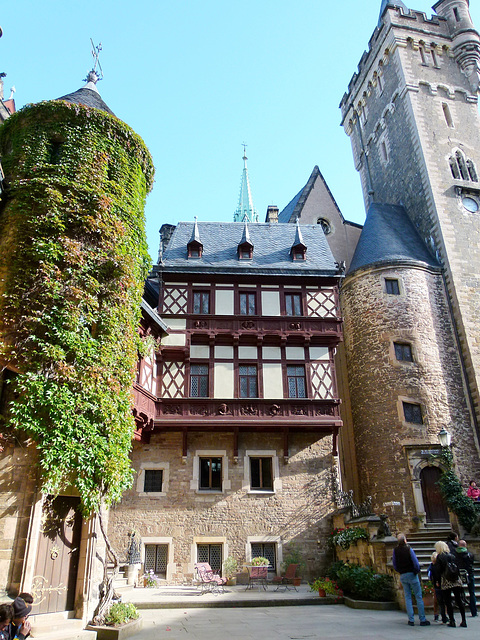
344 596 399 611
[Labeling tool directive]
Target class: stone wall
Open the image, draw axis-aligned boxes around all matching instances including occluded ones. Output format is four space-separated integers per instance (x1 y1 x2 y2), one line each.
0 443 37 597
107 430 337 582
341 264 480 529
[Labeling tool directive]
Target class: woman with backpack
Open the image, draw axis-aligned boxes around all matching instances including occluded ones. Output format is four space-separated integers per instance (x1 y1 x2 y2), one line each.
434 540 467 628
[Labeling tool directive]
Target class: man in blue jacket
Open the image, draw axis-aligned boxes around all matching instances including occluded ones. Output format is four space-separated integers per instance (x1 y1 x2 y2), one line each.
392 533 430 626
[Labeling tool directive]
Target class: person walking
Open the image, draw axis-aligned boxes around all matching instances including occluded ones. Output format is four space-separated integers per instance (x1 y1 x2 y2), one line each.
456 539 477 618
435 540 467 628
392 533 430 627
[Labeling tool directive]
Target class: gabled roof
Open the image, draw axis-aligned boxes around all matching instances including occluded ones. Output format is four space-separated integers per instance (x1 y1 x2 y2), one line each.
188 218 202 245
348 203 440 275
57 85 115 116
278 166 345 224
239 221 253 247
291 220 306 249
160 222 338 276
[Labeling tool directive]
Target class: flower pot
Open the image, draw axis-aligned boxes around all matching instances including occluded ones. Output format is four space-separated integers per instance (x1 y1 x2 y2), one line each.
423 594 434 608
293 578 301 587
226 577 237 586
318 588 326 597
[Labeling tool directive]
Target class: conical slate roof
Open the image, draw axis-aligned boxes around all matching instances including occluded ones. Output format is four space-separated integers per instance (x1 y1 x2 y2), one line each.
348 203 440 275
57 79 115 116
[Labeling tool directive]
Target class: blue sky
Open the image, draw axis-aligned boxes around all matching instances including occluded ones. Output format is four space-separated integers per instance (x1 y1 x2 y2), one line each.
1 1 479 260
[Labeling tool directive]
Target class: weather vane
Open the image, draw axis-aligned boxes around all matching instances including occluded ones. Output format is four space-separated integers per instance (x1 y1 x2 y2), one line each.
83 38 104 84
242 142 248 160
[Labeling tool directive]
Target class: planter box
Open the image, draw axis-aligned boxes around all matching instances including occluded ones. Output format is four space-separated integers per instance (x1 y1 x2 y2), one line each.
87 617 143 640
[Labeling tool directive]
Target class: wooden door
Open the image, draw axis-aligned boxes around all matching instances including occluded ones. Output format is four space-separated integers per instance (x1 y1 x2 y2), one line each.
421 466 449 523
30 496 82 614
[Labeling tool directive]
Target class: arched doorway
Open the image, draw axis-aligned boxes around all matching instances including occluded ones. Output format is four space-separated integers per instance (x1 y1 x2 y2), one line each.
420 466 449 523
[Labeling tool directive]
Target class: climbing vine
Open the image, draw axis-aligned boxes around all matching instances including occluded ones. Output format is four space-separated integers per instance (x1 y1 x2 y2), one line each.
0 99 154 517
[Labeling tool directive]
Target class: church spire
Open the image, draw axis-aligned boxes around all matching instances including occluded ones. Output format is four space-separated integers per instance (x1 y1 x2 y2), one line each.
234 145 258 223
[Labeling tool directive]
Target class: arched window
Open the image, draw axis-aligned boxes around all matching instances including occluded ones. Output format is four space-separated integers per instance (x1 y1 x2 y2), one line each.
449 150 477 182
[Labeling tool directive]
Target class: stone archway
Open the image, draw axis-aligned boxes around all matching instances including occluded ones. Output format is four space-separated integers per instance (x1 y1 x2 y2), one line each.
407 448 450 527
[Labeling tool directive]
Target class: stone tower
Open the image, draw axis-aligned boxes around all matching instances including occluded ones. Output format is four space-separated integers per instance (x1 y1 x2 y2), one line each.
340 1 480 428
338 1 480 525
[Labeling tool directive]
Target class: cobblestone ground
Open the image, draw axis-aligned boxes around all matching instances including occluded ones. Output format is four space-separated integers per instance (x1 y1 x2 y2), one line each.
129 606 480 639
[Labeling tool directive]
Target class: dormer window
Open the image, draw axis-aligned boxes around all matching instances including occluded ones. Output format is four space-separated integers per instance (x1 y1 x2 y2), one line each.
238 243 253 260
238 222 254 260
187 241 203 258
292 247 306 261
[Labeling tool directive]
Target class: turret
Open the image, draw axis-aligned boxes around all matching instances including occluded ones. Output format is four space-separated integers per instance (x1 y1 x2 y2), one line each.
433 0 480 92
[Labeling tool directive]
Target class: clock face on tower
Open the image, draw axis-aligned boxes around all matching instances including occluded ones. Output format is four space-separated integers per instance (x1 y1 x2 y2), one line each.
462 196 479 213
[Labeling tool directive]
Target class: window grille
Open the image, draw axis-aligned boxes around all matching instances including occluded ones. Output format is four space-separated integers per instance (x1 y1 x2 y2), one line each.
287 365 306 398
190 364 209 397
240 292 256 315
197 544 222 573
144 469 163 492
193 291 209 314
144 544 168 578
385 278 400 295
285 293 302 316
394 343 413 362
403 402 423 424
251 542 276 571
239 365 258 398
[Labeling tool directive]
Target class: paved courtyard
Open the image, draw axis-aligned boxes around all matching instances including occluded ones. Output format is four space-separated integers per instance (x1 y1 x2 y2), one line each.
128 606 480 639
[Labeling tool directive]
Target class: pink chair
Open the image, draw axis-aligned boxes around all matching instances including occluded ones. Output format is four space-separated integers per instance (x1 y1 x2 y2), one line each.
194 562 227 594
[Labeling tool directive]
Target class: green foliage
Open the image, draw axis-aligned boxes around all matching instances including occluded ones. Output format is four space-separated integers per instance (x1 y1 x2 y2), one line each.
330 526 369 550
281 543 306 573
438 470 477 532
251 556 269 566
326 561 394 601
432 448 478 533
309 576 342 596
104 602 138 626
223 556 238 578
0 100 154 516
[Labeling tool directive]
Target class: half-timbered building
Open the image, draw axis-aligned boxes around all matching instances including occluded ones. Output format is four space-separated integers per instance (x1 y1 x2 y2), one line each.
108 220 344 581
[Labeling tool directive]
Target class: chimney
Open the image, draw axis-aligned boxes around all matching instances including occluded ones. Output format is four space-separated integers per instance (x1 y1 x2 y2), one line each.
158 224 176 262
266 205 279 223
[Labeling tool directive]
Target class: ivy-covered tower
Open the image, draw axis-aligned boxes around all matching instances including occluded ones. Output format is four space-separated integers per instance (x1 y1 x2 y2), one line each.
0 69 154 609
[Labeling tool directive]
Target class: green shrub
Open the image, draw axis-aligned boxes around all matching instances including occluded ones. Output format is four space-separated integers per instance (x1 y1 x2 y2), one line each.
104 603 139 626
326 561 394 601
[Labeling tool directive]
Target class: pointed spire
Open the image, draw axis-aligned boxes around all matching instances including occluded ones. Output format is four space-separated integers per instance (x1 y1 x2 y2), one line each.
187 217 203 258
190 216 201 243
240 220 252 246
234 145 259 223
291 220 307 261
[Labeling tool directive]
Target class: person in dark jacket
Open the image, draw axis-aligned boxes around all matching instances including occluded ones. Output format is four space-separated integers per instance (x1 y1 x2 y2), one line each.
392 533 430 626
0 604 14 640
446 531 459 554
6 597 32 640
435 540 467 628
428 552 447 623
456 540 477 617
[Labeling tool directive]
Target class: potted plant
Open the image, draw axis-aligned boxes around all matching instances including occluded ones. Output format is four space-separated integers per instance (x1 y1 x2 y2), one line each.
422 580 435 608
87 602 142 640
223 556 238 586
142 569 159 588
281 544 305 586
309 577 343 598
251 556 269 566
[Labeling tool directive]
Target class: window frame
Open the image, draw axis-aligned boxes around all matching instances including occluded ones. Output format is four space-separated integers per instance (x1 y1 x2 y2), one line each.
244 450 281 495
394 342 413 363
286 364 307 398
284 292 303 316
190 450 231 494
239 363 258 398
385 278 400 295
190 363 210 397
192 290 210 315
239 290 257 315
403 401 423 425
199 456 223 491
136 462 169 496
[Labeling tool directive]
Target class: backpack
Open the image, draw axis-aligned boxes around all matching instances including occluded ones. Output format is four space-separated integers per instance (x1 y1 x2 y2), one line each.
444 556 459 582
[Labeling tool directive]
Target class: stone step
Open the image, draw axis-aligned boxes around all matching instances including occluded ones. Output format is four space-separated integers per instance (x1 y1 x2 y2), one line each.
30 614 96 640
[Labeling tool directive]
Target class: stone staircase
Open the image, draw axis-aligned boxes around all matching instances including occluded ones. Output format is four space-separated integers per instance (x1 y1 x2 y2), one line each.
407 525 480 606
29 611 96 640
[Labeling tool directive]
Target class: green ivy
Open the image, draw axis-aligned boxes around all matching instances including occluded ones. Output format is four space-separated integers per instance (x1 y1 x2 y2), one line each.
0 100 154 516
